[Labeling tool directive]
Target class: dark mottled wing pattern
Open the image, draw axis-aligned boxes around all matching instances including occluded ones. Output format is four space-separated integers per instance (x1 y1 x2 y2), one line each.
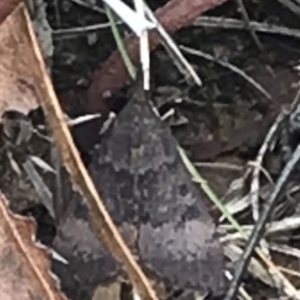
89 74 224 295
52 170 122 300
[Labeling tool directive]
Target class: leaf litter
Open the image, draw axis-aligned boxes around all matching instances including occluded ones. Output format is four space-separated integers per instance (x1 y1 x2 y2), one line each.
1 0 300 300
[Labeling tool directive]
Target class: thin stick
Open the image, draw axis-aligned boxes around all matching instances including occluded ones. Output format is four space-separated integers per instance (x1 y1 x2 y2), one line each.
249 112 286 221
234 0 263 51
193 16 300 40
180 45 271 100
134 0 151 90
145 4 202 86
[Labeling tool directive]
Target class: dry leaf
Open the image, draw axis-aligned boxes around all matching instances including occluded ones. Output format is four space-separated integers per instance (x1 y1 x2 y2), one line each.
0 0 22 25
0 192 68 300
0 2 40 115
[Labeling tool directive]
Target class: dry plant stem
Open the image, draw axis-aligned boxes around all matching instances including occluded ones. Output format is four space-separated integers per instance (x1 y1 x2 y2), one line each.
86 0 230 113
194 16 300 39
22 5 159 300
234 0 263 51
180 45 271 99
250 112 286 221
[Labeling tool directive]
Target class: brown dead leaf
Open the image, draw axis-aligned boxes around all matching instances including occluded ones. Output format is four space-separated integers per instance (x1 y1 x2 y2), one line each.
0 0 22 25
0 192 68 300
0 2 39 116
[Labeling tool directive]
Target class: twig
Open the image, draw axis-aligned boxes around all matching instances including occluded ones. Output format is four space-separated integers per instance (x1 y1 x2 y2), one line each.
194 161 243 171
224 270 252 300
144 4 202 86
234 0 263 51
276 0 300 17
69 0 105 13
278 266 300 279
134 0 151 90
180 45 271 100
53 22 118 40
193 16 300 40
249 111 286 221
22 5 159 300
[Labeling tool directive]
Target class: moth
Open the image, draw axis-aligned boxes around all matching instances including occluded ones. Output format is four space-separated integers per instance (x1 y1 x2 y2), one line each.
89 71 225 298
